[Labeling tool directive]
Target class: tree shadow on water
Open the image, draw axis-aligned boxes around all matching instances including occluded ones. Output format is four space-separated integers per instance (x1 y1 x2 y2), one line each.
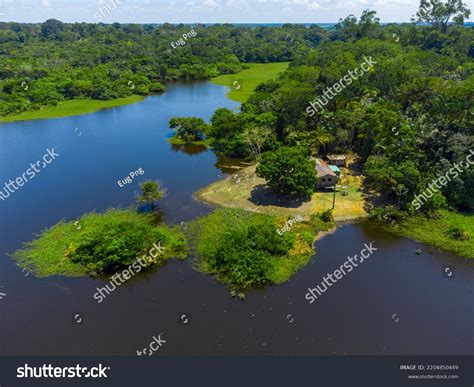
137 205 164 225
249 184 308 208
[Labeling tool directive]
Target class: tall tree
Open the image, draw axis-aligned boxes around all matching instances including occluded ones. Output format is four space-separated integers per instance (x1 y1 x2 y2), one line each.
256 147 316 199
414 0 471 32
242 126 272 160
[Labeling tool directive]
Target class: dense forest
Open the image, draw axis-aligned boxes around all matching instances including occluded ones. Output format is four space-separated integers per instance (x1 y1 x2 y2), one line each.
1 1 473 218
0 21 325 115
171 5 473 216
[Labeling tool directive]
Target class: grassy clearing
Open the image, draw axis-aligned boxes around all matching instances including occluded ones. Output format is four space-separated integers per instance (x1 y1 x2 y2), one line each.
195 164 367 222
187 208 334 290
383 210 474 258
211 62 289 103
0 95 144 123
13 209 187 277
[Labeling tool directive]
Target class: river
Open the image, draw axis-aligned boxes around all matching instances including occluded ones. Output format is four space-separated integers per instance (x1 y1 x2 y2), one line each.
0 81 472 355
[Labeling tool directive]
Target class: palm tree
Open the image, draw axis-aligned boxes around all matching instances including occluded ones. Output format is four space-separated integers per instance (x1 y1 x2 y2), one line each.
307 127 333 156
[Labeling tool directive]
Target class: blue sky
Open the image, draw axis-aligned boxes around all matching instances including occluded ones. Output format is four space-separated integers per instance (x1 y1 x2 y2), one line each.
0 0 472 23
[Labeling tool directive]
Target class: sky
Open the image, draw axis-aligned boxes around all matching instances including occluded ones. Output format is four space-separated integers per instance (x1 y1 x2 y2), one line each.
0 0 472 24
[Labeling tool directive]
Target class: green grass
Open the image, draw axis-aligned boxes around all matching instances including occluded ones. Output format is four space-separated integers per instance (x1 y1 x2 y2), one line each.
187 208 334 289
210 62 289 103
0 95 144 123
196 164 366 222
13 209 187 277
384 210 474 258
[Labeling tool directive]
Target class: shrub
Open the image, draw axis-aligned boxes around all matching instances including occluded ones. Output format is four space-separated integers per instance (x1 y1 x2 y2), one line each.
450 227 470 241
150 82 165 92
368 206 409 221
320 209 334 223
191 209 300 290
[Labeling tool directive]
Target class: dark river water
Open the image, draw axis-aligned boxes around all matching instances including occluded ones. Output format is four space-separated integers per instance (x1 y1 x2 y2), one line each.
0 82 472 356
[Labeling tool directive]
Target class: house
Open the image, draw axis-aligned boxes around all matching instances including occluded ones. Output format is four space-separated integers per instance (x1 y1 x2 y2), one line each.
313 158 338 188
329 165 341 177
327 154 346 167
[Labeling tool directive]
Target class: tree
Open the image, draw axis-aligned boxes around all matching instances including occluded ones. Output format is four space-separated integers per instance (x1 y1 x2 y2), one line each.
414 0 471 32
242 126 272 160
169 117 209 142
307 127 333 156
364 157 422 207
210 108 242 139
256 147 316 199
41 19 64 40
137 181 165 209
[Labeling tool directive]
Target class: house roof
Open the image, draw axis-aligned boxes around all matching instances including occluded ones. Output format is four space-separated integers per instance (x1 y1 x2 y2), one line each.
330 165 341 173
313 158 337 178
327 154 346 160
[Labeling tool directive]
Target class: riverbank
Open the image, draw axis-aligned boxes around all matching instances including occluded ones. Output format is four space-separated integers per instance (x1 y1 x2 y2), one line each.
195 164 367 222
210 62 289 103
1 62 288 123
383 210 474 258
0 95 144 123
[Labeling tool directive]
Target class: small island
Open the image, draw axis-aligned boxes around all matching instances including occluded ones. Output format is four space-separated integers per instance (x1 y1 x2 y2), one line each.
14 182 187 277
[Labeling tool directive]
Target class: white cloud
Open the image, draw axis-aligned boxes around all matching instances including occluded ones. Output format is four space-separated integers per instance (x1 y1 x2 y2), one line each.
3 0 472 23
202 0 218 8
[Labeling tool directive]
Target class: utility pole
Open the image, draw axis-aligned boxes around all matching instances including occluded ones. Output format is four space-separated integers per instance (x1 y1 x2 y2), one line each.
332 184 336 210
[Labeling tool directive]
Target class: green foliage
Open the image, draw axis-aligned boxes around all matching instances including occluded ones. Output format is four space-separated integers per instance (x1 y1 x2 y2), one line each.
0 23 314 116
210 108 243 139
70 220 176 274
320 209 334 223
423 191 448 213
13 209 187 277
449 226 470 241
257 147 316 199
137 181 165 207
2 13 473 218
202 14 473 214
150 82 165 93
189 208 317 290
364 157 422 209
309 212 337 231
383 210 474 258
169 117 209 142
0 96 144 122
368 206 411 221
415 0 471 32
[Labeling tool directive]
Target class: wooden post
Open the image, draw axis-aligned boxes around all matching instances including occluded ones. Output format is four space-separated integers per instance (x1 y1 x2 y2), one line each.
332 184 336 210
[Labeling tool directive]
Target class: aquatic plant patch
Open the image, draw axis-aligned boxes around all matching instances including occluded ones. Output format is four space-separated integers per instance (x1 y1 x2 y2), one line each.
13 209 187 277
187 208 332 290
